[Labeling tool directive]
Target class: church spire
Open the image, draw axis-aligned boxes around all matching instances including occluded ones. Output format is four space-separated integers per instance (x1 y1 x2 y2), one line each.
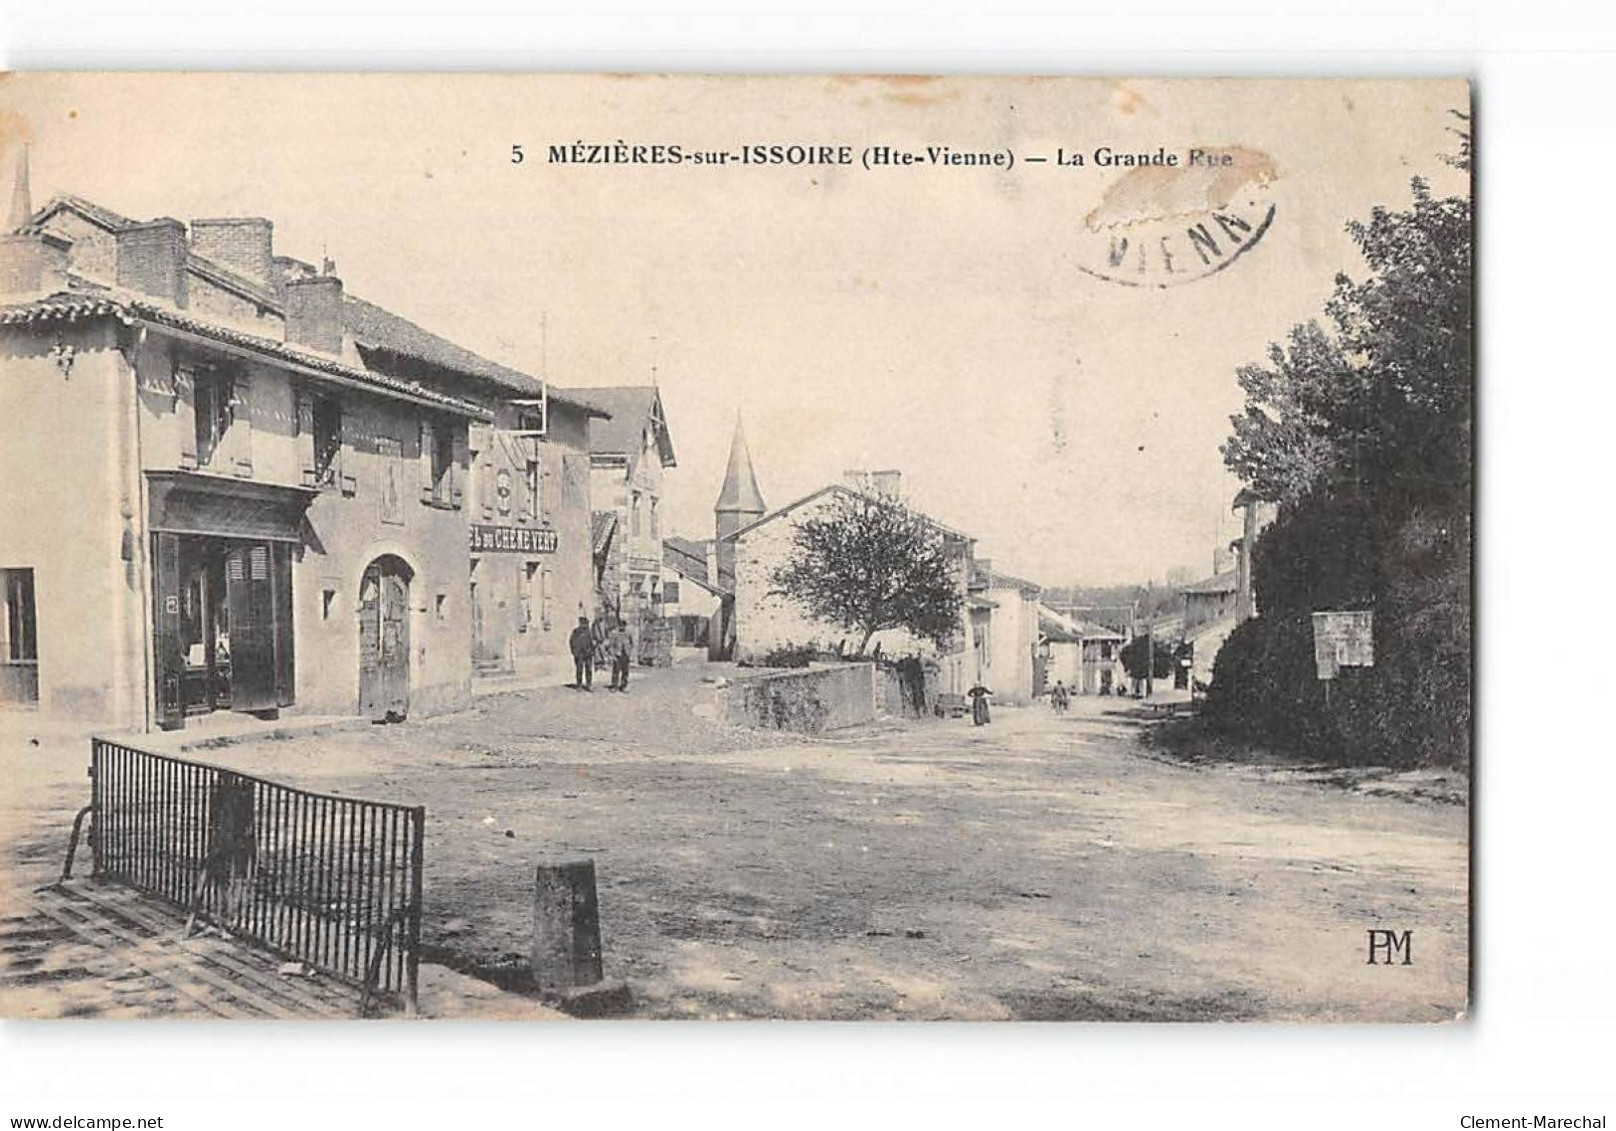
715 412 766 517
7 145 32 233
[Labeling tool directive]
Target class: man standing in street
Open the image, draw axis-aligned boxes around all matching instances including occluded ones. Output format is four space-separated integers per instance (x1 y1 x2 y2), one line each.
608 618 633 692
568 615 594 691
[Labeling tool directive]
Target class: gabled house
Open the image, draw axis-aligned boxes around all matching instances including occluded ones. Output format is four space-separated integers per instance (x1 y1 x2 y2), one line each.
970 562 1042 705
726 472 976 693
575 386 676 656
332 289 611 683
2 184 494 728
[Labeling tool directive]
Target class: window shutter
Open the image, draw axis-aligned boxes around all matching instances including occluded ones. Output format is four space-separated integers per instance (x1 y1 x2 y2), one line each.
419 418 437 503
450 427 467 509
338 406 357 496
295 388 318 487
231 372 254 478
175 366 198 470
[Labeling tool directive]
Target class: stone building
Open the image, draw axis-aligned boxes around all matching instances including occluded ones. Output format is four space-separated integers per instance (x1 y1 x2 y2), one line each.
332 295 612 684
579 385 676 661
1 183 506 730
969 562 1043 705
728 472 976 693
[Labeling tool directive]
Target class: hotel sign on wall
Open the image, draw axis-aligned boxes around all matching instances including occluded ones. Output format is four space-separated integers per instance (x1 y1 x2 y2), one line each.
470 524 558 554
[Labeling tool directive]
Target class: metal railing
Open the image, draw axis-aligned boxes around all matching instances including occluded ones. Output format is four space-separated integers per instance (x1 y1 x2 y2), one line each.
82 737 424 1012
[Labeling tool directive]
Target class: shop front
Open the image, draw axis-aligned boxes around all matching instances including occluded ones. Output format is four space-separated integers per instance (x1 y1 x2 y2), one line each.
148 471 315 730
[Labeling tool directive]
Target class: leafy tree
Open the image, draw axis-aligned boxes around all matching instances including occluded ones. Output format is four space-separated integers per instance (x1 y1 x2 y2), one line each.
1119 633 1176 682
769 489 966 658
1213 119 1472 768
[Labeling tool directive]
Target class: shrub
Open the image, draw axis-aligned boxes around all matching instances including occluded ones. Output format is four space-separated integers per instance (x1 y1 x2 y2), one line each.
759 641 819 669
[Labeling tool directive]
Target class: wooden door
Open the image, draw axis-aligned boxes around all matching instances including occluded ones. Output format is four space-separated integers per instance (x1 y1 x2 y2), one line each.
360 560 410 720
153 533 186 729
226 543 277 713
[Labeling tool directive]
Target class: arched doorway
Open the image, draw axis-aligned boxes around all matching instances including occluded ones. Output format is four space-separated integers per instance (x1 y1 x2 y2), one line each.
359 555 412 721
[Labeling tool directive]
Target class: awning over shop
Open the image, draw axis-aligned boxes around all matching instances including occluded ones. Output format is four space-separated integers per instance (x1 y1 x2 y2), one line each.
146 471 318 544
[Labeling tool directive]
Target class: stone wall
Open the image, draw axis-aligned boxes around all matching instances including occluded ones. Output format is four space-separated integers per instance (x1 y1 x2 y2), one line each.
718 662 875 735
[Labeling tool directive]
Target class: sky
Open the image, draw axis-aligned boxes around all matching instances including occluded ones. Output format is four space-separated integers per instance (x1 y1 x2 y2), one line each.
2 74 1468 585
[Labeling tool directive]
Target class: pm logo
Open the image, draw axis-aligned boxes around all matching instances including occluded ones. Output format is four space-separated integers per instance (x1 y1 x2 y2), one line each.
1367 929 1413 966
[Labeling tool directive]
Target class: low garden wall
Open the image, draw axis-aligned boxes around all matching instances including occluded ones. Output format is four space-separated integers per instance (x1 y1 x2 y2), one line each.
718 662 876 735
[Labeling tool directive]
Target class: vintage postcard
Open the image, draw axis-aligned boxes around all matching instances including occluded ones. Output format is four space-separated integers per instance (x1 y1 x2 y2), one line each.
0 74 1471 1021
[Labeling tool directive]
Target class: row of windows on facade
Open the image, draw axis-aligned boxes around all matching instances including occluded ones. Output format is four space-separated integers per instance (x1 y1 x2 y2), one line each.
182 362 491 513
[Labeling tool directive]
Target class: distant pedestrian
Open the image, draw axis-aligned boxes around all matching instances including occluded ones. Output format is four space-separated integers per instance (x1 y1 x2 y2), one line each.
568 616 594 691
608 620 633 692
967 683 992 726
1051 681 1070 713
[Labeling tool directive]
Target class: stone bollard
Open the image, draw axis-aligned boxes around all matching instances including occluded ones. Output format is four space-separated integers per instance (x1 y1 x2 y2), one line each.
531 856 630 1016
532 856 604 988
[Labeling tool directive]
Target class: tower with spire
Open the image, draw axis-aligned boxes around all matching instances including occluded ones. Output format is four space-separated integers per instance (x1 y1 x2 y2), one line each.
714 413 766 582
8 145 32 233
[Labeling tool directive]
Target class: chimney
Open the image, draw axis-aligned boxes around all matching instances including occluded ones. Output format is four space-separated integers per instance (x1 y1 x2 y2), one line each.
190 217 274 288
0 230 69 301
843 468 868 492
115 218 189 306
870 469 901 498
285 273 345 355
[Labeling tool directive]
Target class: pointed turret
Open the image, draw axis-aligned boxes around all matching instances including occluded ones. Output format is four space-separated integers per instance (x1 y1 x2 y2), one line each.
716 414 766 518
714 413 766 582
7 145 32 233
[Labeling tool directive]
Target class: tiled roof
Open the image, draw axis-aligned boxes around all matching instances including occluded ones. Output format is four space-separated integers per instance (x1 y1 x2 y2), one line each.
1182 570 1238 595
1039 612 1080 643
0 289 488 418
662 536 733 595
725 483 973 545
35 194 138 232
975 567 1042 595
345 295 545 398
571 385 676 466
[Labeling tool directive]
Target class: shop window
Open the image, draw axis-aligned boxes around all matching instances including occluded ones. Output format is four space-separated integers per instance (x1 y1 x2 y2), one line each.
664 579 681 605
312 396 343 489
193 369 236 469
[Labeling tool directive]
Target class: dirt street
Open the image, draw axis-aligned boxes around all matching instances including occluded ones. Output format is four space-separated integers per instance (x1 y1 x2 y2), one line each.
0 663 1468 1021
